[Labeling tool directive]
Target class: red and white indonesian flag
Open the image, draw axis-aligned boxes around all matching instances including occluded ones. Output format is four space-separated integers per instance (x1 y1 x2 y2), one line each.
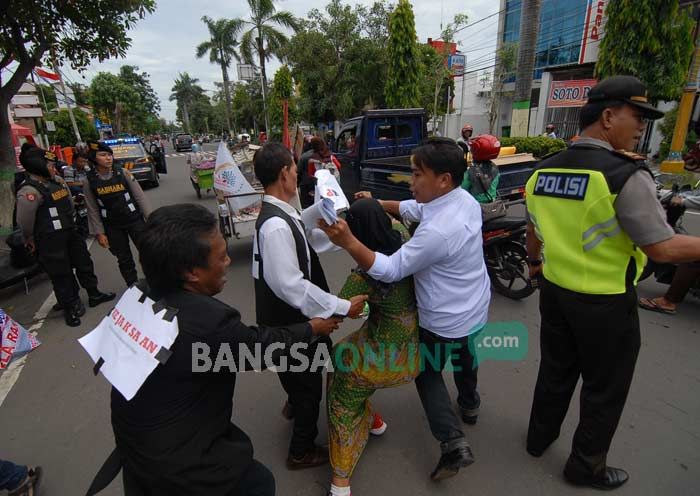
213 141 258 212
0 309 41 369
34 67 60 82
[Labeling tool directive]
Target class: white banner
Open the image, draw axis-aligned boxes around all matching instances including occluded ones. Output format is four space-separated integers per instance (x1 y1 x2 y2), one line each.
214 141 258 212
78 286 179 401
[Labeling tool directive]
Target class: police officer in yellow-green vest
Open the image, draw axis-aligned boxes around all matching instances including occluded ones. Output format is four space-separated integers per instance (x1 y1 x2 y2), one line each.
525 75 700 490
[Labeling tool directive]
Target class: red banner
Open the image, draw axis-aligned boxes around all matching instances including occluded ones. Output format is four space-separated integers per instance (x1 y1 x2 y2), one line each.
34 68 60 81
547 79 597 108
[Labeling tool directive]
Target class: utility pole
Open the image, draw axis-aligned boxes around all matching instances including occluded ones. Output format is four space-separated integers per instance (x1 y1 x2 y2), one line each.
51 47 82 142
510 0 542 137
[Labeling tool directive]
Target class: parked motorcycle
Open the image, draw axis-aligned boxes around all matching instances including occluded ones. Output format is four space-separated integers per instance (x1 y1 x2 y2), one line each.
482 210 535 300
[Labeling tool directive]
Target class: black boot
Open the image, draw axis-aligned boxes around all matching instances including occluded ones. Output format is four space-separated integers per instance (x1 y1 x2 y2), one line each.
73 300 86 317
63 307 81 327
52 302 63 312
88 290 116 308
430 445 475 481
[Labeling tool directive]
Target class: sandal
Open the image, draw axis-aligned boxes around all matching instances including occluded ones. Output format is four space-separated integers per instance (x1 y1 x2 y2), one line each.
639 297 676 315
8 466 42 496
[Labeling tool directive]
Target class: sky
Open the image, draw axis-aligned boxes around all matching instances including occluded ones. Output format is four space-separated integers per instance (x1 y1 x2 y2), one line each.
57 0 501 122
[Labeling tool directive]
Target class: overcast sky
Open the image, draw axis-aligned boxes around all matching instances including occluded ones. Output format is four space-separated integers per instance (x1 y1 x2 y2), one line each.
59 0 501 122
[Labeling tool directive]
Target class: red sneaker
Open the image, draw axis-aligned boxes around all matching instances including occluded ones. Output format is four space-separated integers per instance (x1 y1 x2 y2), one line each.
370 412 387 436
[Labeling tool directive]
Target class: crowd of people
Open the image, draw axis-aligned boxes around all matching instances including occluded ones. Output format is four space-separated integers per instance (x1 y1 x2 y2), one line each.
5 75 700 496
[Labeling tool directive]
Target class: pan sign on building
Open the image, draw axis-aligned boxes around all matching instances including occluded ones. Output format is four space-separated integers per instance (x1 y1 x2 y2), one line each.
547 79 598 108
579 0 608 64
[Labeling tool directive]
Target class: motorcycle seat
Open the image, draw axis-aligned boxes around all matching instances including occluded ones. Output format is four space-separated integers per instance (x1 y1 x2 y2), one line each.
482 216 527 231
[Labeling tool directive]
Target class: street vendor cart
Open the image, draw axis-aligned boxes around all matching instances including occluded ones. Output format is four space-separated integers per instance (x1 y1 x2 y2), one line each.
217 144 265 239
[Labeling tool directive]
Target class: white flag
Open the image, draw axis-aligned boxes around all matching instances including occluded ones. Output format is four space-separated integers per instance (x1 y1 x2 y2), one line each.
213 142 258 212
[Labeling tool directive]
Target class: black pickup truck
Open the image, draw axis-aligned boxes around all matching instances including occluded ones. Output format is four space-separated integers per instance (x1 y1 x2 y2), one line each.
333 108 535 201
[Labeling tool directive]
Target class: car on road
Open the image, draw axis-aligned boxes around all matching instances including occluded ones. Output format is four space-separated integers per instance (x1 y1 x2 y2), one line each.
174 133 193 152
103 138 166 188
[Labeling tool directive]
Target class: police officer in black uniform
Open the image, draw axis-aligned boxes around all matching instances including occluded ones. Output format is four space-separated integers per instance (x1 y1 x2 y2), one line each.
15 144 115 327
525 76 700 490
82 141 152 286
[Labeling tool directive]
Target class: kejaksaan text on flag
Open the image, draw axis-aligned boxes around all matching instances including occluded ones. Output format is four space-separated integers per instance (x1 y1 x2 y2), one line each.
213 141 258 212
0 309 41 369
78 286 179 401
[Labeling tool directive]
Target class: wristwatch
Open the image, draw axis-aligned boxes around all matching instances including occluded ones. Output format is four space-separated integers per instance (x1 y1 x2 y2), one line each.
527 259 542 267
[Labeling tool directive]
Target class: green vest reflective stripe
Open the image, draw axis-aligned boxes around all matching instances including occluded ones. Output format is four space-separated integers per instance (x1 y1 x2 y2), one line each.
525 146 648 295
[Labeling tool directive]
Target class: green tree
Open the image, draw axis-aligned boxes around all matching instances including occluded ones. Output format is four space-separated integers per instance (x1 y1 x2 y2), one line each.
50 109 98 147
236 0 301 130
285 0 391 122
170 73 203 133
488 42 518 134
596 0 694 102
385 0 420 108
270 65 297 133
196 16 243 135
0 0 154 233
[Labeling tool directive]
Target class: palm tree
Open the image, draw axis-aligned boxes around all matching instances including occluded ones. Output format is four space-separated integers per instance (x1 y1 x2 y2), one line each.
236 0 300 132
196 16 243 136
170 72 203 133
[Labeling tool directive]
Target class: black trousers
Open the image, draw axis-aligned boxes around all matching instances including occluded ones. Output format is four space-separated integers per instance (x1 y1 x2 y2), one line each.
277 336 331 458
105 220 145 286
414 327 479 450
527 279 640 483
36 228 98 307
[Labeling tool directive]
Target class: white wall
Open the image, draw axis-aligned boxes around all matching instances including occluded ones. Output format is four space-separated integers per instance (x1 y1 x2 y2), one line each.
439 72 492 139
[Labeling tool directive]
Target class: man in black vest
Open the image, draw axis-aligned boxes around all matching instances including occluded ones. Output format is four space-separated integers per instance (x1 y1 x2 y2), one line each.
82 141 152 286
252 143 368 469
15 144 115 327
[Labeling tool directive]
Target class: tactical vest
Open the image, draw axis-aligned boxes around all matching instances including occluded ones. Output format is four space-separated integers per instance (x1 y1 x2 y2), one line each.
87 167 142 227
23 178 75 239
525 145 649 295
254 202 330 326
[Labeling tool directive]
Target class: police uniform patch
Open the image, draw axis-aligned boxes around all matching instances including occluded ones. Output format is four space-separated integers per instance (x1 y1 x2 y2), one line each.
533 172 589 200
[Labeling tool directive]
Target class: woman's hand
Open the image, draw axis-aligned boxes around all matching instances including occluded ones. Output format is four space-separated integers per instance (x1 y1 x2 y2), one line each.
354 191 373 200
318 218 356 248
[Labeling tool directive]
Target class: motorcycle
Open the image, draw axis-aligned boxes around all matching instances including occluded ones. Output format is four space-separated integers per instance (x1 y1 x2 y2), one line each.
638 183 700 296
482 204 535 300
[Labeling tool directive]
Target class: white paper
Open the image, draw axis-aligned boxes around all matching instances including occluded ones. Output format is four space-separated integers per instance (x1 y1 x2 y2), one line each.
301 198 342 253
213 141 258 212
314 169 349 212
78 286 179 401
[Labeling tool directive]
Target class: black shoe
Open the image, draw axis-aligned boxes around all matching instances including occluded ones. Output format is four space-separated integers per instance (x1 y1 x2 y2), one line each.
566 467 629 491
88 291 116 308
286 445 329 470
460 405 479 425
52 302 63 312
526 445 545 457
73 300 86 317
430 445 475 481
63 308 81 327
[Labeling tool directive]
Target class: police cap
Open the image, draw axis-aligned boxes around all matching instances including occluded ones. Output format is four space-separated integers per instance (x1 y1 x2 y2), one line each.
19 143 54 177
87 140 113 162
587 75 664 120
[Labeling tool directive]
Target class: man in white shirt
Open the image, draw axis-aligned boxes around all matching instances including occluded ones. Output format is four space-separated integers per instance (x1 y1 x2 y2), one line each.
252 143 368 470
320 137 491 481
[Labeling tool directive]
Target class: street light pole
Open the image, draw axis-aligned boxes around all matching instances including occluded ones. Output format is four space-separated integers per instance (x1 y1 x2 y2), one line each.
51 47 81 142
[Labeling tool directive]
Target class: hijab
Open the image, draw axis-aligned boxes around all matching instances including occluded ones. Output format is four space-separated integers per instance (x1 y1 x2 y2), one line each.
346 198 402 256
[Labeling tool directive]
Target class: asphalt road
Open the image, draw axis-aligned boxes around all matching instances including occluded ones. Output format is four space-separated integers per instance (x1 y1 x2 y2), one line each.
0 142 698 495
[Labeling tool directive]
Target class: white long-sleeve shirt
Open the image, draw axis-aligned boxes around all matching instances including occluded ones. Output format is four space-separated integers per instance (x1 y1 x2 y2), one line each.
252 195 351 319
369 187 491 338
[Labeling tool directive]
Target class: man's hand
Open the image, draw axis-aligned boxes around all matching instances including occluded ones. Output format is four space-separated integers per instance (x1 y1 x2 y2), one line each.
96 233 110 249
354 191 373 200
25 239 35 254
309 317 341 336
318 218 356 248
346 294 369 319
528 263 543 279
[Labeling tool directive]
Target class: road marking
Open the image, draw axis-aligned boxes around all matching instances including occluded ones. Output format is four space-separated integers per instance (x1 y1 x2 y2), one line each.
0 239 93 408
